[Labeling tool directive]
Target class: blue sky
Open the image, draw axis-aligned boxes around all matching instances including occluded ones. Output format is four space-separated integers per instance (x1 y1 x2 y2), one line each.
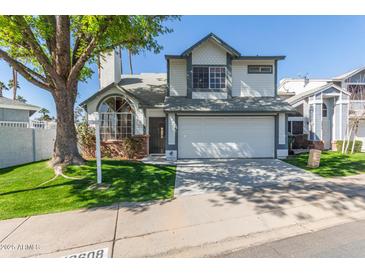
1 15 365 117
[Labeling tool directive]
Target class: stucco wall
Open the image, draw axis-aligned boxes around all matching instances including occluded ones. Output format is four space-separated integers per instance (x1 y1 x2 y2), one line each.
0 127 56 169
232 60 275 97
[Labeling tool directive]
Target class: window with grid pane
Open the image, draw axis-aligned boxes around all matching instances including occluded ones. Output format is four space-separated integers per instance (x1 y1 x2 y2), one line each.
209 67 226 89
98 96 134 141
193 67 209 88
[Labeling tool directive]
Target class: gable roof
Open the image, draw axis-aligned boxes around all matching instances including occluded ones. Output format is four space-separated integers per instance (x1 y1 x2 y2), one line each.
333 66 365 81
286 83 350 105
0 96 40 115
165 32 285 61
180 32 241 57
80 73 167 108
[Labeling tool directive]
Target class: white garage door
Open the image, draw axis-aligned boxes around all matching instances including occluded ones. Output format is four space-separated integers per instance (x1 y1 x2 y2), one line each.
178 116 275 159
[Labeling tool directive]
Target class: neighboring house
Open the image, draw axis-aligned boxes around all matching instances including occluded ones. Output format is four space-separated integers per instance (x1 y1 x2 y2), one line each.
279 67 365 151
81 33 295 160
0 96 40 123
0 97 56 169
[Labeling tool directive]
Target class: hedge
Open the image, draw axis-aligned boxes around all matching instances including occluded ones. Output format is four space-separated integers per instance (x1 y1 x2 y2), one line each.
336 140 363 153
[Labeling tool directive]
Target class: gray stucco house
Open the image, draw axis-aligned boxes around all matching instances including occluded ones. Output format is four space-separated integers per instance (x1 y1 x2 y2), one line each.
0 96 40 123
81 33 296 160
279 67 365 151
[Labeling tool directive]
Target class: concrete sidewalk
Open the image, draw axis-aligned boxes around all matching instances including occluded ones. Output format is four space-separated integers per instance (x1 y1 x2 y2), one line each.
1 175 365 258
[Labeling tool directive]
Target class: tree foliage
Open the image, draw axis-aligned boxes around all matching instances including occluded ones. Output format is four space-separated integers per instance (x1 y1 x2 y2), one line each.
0 16 178 167
0 16 177 92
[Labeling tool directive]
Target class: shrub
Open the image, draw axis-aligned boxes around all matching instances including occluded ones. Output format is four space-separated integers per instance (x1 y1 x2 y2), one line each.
77 121 96 159
77 122 146 159
336 140 363 153
122 137 145 159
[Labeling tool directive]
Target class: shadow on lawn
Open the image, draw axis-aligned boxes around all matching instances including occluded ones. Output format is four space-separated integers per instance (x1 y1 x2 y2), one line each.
285 153 365 177
0 160 176 217
65 160 176 209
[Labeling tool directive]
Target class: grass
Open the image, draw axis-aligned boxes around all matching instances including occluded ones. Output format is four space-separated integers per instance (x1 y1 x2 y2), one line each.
0 160 176 220
284 151 365 178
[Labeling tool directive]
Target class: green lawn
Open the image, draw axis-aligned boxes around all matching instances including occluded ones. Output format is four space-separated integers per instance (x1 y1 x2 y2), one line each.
0 160 176 220
284 151 365 178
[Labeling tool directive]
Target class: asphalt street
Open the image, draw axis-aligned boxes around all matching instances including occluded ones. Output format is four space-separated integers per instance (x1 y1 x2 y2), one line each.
221 220 365 258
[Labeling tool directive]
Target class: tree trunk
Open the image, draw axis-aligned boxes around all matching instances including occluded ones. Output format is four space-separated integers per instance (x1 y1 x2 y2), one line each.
128 49 133 75
12 68 17 100
51 89 84 167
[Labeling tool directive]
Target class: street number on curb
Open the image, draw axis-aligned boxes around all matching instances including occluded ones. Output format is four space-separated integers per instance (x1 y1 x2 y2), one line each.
64 247 108 258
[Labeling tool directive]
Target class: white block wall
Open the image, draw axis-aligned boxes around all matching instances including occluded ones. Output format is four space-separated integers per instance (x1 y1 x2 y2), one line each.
232 60 275 97
0 127 56 169
169 59 187 96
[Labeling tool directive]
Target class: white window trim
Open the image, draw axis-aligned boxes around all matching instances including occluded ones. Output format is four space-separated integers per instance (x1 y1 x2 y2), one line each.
247 65 273 74
192 66 226 90
99 111 134 141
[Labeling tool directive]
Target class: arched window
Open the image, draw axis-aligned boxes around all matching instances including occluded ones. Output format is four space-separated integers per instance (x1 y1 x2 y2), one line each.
98 96 134 141
322 103 328 118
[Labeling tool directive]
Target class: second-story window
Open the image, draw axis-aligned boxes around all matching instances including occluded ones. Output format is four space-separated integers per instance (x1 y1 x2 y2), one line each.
248 65 273 74
193 67 209 88
209 67 226 89
193 66 226 89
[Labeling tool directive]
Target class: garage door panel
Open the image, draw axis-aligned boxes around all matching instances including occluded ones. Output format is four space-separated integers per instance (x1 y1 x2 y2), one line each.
178 116 275 159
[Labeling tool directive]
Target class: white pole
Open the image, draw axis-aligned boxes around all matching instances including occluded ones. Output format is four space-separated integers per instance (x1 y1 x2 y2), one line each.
94 112 102 185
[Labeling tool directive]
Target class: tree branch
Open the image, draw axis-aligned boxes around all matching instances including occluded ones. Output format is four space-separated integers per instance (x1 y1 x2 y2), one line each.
0 49 52 92
55 15 71 78
40 15 57 60
12 16 61 84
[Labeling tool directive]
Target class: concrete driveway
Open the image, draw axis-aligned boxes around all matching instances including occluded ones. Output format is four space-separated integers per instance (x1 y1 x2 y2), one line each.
174 159 321 196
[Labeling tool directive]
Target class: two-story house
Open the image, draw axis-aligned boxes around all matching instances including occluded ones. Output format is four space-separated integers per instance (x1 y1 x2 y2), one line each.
81 33 295 160
279 67 365 152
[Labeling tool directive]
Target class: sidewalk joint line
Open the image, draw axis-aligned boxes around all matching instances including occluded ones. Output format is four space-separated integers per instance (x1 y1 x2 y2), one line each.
111 202 120 258
0 216 30 244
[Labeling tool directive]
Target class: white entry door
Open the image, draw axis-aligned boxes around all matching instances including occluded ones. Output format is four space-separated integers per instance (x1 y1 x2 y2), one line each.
178 116 275 159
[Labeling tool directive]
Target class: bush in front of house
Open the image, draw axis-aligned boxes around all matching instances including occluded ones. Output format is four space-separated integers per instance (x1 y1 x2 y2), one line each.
77 121 96 159
336 140 363 153
77 122 147 159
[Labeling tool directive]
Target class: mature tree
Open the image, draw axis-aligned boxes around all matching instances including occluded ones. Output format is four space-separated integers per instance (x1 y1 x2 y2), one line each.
8 68 19 100
0 15 177 167
0 80 9 97
16 95 26 103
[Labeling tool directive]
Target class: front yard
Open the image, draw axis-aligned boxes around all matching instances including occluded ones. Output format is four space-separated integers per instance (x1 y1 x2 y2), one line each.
284 151 365 177
0 160 176 220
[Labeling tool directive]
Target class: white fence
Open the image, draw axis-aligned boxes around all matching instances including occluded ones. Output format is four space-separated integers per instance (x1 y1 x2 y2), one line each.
0 120 56 129
0 120 57 169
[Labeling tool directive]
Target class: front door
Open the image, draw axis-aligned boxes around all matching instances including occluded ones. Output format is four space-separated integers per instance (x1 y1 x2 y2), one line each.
322 103 331 150
149 117 166 154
